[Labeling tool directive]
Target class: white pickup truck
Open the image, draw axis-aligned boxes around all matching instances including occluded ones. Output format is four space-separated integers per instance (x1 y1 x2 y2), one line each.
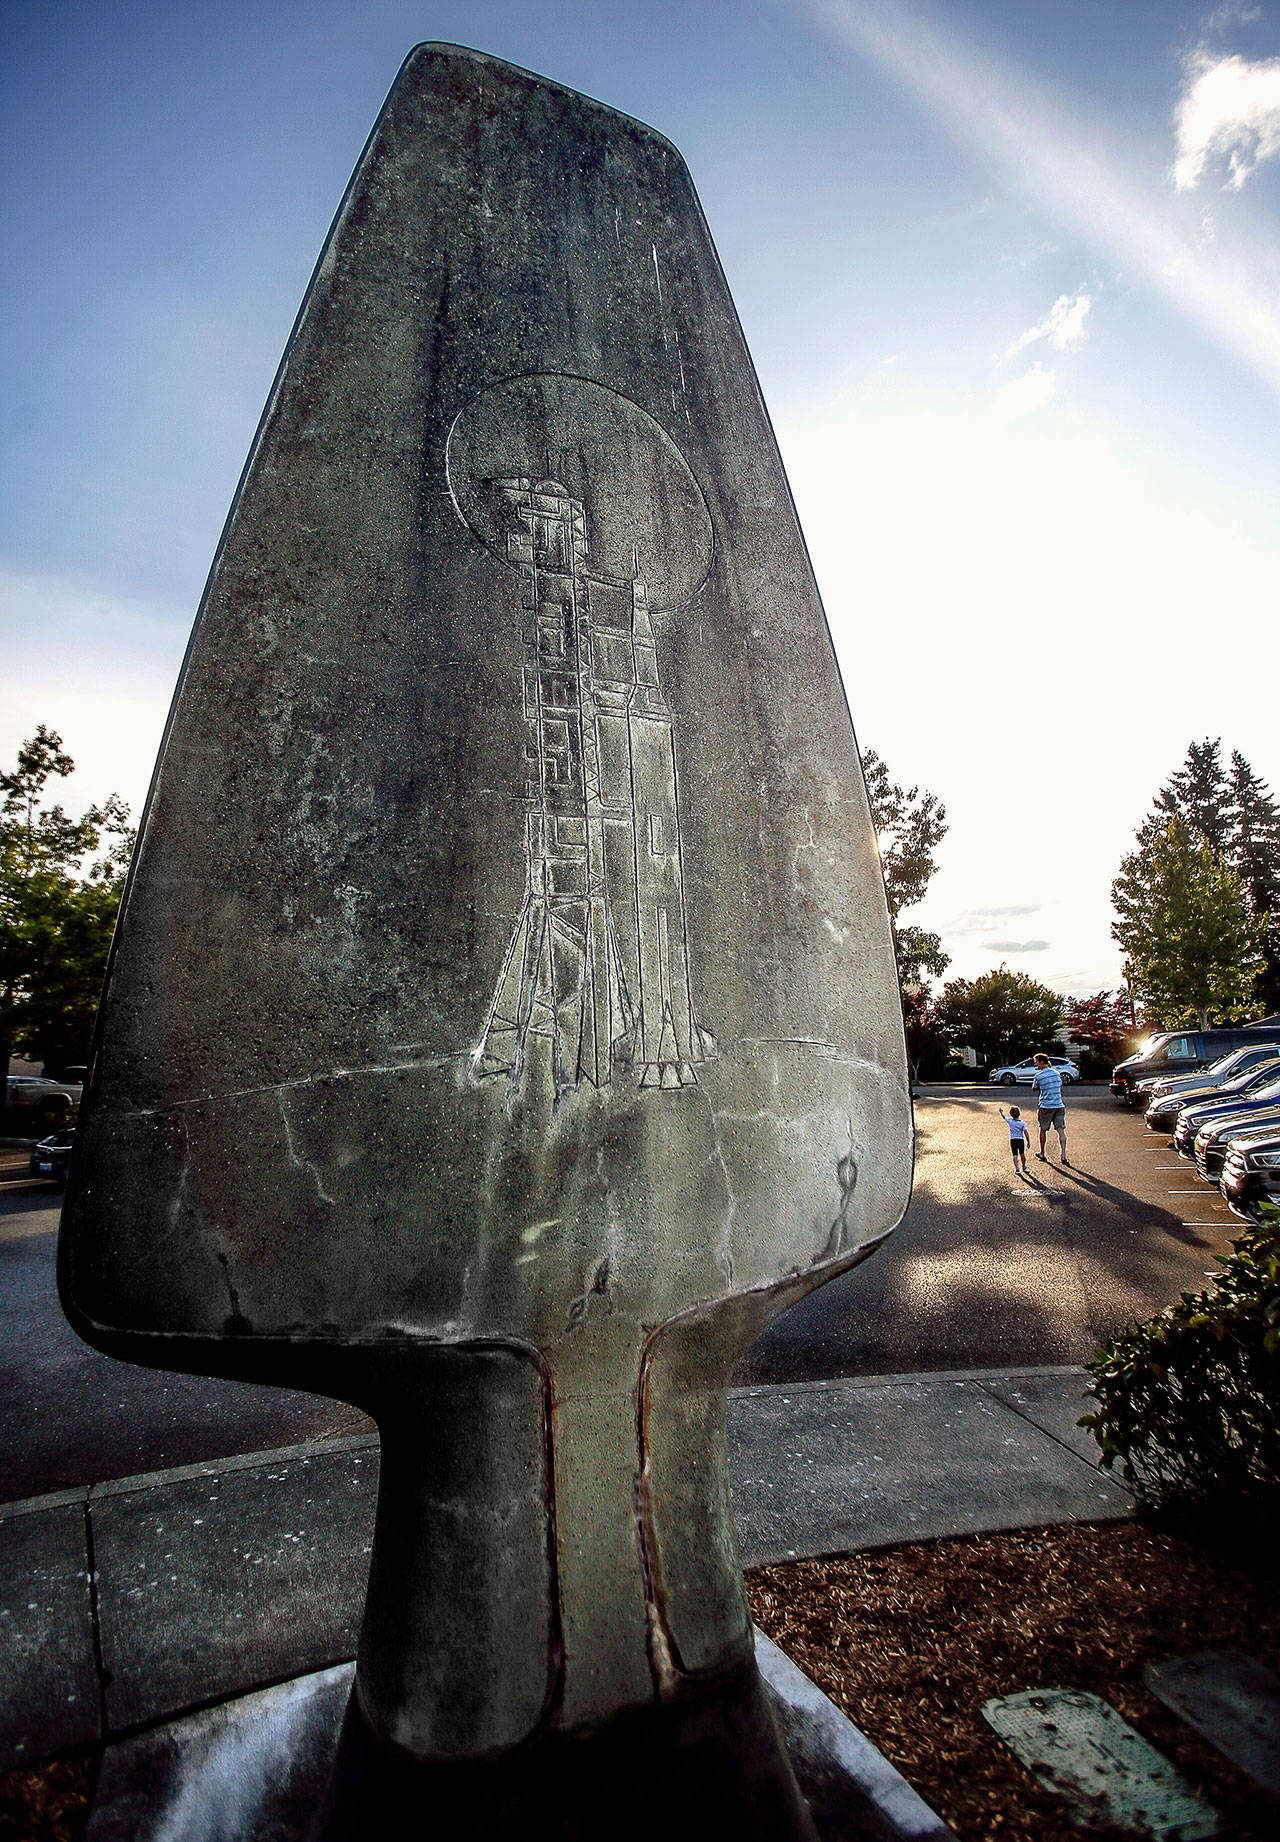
5 1075 83 1129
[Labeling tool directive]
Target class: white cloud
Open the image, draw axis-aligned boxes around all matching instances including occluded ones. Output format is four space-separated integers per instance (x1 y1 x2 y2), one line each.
1009 289 1092 355
804 0 1280 401
1203 6 1262 39
1173 51 1280 190
991 362 1056 420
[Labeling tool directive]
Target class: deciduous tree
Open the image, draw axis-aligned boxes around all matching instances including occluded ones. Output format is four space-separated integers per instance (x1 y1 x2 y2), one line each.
861 747 949 986
0 727 132 1085
901 983 950 1083
1063 990 1132 1079
934 965 1064 1069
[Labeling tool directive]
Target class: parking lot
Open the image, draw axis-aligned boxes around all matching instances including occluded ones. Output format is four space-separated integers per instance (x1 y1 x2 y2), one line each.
0 1085 1249 1497
737 1083 1246 1383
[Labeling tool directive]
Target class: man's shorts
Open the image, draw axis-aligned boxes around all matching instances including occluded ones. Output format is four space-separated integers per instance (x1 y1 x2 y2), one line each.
1038 1106 1066 1130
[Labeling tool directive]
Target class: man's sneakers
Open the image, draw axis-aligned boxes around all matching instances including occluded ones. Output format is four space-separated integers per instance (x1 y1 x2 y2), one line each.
1062 1154 1070 1166
1035 1152 1047 1161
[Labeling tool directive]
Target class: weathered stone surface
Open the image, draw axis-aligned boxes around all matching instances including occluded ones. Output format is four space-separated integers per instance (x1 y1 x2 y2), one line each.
87 1644 947 1842
0 1495 97 1769
86 1665 355 1842
60 43 910 1830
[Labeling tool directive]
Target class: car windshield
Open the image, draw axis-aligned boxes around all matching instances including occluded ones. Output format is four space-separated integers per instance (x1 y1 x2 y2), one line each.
1206 1048 1250 1075
1227 1059 1280 1092
1221 1074 1280 1105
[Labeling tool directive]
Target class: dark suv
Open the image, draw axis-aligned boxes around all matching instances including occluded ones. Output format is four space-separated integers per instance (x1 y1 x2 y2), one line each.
1111 1024 1280 1104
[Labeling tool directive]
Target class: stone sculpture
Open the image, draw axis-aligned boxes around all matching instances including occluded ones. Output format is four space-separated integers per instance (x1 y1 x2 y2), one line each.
59 45 913 1839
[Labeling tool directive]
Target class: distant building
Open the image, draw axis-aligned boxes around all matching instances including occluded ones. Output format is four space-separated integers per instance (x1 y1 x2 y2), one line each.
473 477 713 1099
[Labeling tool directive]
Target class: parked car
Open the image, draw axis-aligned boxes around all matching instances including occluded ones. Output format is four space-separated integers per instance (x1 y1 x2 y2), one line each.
28 1128 74 1188
1144 1053 1280 1133
5 1075 82 1130
1220 1131 1280 1223
1110 1023 1280 1103
1196 1110 1280 1182
1137 1042 1280 1104
1172 1071 1280 1158
988 1055 1080 1087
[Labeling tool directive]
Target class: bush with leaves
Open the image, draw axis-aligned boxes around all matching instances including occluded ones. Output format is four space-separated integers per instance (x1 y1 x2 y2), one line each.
1081 1205 1280 1521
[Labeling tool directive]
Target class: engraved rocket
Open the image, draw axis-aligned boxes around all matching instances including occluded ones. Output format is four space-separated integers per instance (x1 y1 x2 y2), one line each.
473 474 713 1096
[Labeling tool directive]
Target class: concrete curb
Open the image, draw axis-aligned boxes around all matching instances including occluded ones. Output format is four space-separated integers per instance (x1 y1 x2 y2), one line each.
0 1365 1127 1773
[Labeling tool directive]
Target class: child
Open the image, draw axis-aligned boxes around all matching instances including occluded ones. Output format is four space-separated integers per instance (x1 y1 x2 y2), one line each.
1001 1104 1030 1174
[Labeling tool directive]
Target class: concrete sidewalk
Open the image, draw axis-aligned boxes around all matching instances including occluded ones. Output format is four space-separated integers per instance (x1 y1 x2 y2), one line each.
0 1364 1128 1774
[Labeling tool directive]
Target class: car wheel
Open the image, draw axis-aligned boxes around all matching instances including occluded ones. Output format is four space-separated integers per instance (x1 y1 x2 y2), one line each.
1001 1073 1015 1085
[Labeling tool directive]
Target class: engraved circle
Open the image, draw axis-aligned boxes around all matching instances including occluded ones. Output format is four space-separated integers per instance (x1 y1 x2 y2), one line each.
446 373 713 610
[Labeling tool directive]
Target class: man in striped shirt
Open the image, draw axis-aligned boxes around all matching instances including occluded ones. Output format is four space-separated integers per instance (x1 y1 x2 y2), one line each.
1032 1053 1069 1165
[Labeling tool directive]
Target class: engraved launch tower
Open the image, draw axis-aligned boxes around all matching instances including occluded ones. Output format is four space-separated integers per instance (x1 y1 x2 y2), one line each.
473 474 712 1097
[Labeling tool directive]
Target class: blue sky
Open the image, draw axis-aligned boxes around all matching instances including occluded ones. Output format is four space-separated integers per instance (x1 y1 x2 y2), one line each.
4 0 1279 995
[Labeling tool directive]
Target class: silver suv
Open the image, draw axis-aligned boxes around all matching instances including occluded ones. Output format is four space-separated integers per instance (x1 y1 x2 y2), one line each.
987 1055 1080 1087
6 1075 83 1129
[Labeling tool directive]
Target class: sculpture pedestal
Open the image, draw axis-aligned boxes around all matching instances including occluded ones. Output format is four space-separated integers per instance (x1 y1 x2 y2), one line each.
60 39 917 1842
317 1661 815 1840
84 1639 958 1842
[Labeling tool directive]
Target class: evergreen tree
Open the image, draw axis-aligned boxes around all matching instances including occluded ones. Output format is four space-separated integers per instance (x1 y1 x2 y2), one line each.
862 747 949 986
1119 819 1257 1029
1114 739 1278 1024
1227 750 1280 1013
1153 737 1230 854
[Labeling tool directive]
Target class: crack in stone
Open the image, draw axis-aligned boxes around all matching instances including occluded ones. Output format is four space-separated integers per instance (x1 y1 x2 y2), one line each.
123 1053 468 1119
278 1091 335 1207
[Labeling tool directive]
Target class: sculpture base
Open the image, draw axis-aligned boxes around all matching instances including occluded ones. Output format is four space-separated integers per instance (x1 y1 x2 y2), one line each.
84 1641 956 1842
316 1661 815 1840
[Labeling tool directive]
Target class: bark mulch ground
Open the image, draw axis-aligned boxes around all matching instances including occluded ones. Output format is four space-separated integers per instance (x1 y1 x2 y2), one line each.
747 1517 1280 1841
3 1519 1275 1840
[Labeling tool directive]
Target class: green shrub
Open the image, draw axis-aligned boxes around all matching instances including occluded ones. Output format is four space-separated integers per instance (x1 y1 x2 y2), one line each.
1081 1205 1280 1519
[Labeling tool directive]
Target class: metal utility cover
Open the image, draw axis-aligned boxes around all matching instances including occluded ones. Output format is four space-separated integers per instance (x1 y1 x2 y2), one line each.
1146 1652 1280 1795
982 1689 1218 1839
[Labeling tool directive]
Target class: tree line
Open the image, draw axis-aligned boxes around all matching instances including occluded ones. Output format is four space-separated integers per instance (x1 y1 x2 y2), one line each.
3 723 1272 1092
0 727 133 1087
867 735 1278 1081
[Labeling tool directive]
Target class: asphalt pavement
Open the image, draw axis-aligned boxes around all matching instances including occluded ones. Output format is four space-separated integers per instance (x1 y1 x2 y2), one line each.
0 1084 1242 1501
0 1160 370 1502
736 1083 1243 1382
